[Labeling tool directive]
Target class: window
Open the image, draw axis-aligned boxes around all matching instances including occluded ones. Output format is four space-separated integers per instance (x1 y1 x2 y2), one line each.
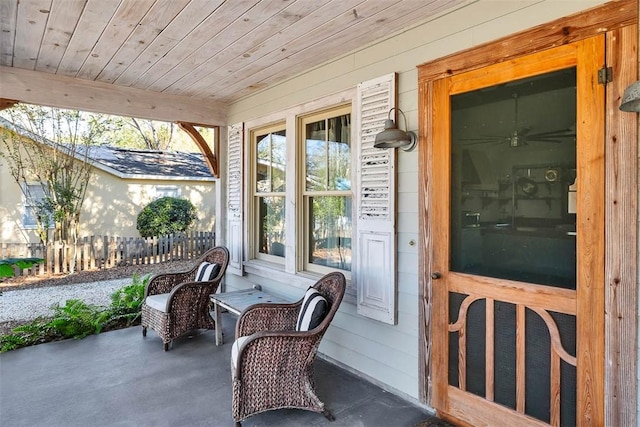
245 106 352 275
155 186 180 198
22 183 52 229
233 74 396 322
251 124 286 262
300 106 352 274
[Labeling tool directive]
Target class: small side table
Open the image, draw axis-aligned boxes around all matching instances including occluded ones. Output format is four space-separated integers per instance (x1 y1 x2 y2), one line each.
210 288 291 345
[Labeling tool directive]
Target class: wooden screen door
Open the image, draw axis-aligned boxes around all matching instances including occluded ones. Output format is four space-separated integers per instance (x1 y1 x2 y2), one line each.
430 35 604 426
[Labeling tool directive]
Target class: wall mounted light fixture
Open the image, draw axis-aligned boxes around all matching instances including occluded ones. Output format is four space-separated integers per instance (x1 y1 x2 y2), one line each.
374 107 417 151
619 80 640 112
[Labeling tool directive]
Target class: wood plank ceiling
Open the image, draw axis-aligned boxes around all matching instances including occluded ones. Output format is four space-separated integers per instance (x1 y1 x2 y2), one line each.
0 0 465 105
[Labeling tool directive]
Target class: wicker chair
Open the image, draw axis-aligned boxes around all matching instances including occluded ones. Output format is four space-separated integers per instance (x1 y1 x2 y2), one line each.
141 246 229 351
231 272 346 426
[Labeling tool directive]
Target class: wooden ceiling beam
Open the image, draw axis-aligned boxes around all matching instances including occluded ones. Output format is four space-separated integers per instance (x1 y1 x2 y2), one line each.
177 122 219 178
0 66 227 126
0 98 19 111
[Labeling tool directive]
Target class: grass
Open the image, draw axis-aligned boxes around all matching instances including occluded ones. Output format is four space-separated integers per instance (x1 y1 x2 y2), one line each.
0 274 150 352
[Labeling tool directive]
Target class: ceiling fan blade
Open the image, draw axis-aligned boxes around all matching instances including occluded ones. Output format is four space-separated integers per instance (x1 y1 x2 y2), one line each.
460 135 504 141
527 128 575 139
526 138 566 143
460 138 505 146
517 126 533 136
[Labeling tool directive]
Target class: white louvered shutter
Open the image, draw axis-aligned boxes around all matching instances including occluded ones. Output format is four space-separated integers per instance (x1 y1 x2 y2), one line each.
354 73 397 324
226 123 244 276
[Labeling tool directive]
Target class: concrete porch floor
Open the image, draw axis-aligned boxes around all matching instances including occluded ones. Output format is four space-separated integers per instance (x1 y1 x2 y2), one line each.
0 314 442 427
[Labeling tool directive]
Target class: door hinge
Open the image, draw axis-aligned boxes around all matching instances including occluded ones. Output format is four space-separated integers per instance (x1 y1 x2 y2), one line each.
598 66 613 85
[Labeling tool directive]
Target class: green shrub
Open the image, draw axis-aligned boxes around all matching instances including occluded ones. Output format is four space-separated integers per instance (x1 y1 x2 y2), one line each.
0 274 150 352
107 273 150 326
136 197 197 238
0 257 44 279
48 299 106 338
1 318 55 351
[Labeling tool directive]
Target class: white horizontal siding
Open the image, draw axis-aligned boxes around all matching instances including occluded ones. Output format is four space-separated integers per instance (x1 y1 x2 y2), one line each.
398 271 420 297
224 0 609 402
398 193 419 214
397 170 419 193
320 338 420 398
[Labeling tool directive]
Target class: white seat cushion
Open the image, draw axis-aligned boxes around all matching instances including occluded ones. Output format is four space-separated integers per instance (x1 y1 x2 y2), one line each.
146 293 170 312
231 336 250 370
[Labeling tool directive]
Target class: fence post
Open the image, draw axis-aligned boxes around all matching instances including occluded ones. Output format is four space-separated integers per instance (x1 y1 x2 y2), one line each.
117 236 124 266
154 236 159 264
186 231 191 260
143 236 149 265
162 235 168 263
136 237 141 265
53 241 59 274
103 236 109 269
34 243 44 276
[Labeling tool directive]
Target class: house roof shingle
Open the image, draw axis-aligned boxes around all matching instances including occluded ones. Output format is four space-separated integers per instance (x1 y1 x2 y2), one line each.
0 116 214 181
87 146 213 180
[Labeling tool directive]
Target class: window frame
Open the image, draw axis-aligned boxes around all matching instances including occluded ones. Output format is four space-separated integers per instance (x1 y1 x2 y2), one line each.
243 90 356 290
22 182 52 229
155 185 180 199
250 122 287 264
298 104 353 278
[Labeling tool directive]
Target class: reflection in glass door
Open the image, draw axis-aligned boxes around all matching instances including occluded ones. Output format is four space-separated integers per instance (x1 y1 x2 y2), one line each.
450 68 577 289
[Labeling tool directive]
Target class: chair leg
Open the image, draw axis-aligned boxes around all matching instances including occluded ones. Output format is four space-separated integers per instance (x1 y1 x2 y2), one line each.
142 327 147 337
163 341 170 351
234 423 241 427
322 409 335 421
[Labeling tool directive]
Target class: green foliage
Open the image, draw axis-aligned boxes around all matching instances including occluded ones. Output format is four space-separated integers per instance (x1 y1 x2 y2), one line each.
0 274 149 352
48 299 106 338
98 116 202 152
0 258 44 279
1 318 54 351
107 273 150 325
136 197 197 238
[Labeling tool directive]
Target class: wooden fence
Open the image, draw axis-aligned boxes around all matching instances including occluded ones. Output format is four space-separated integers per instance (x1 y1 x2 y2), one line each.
0 231 216 278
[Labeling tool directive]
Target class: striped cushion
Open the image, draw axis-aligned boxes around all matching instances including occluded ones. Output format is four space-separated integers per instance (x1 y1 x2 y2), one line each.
196 262 220 282
296 287 328 331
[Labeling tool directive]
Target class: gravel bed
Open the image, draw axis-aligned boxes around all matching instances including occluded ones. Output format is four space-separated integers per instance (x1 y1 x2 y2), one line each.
0 278 132 323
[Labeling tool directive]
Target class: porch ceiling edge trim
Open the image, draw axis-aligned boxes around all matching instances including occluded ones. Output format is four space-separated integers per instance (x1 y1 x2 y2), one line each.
0 66 227 126
416 0 638 83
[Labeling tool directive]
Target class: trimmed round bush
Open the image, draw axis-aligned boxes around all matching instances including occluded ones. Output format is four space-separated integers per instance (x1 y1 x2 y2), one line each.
137 197 197 238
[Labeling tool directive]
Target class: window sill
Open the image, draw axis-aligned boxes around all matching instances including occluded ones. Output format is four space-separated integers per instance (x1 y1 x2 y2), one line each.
243 259 356 304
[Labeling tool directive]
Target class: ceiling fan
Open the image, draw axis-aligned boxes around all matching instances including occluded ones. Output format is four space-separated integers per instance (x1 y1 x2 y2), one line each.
460 93 575 148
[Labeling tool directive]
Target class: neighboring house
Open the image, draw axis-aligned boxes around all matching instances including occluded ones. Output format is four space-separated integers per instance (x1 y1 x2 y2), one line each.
0 118 216 244
0 1 637 426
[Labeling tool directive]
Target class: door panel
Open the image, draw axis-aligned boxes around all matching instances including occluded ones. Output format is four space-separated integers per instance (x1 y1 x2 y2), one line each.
431 36 604 426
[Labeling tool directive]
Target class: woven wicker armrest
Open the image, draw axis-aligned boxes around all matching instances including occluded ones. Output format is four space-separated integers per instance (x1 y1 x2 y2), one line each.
233 330 319 378
236 303 300 337
163 280 219 311
144 270 196 297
